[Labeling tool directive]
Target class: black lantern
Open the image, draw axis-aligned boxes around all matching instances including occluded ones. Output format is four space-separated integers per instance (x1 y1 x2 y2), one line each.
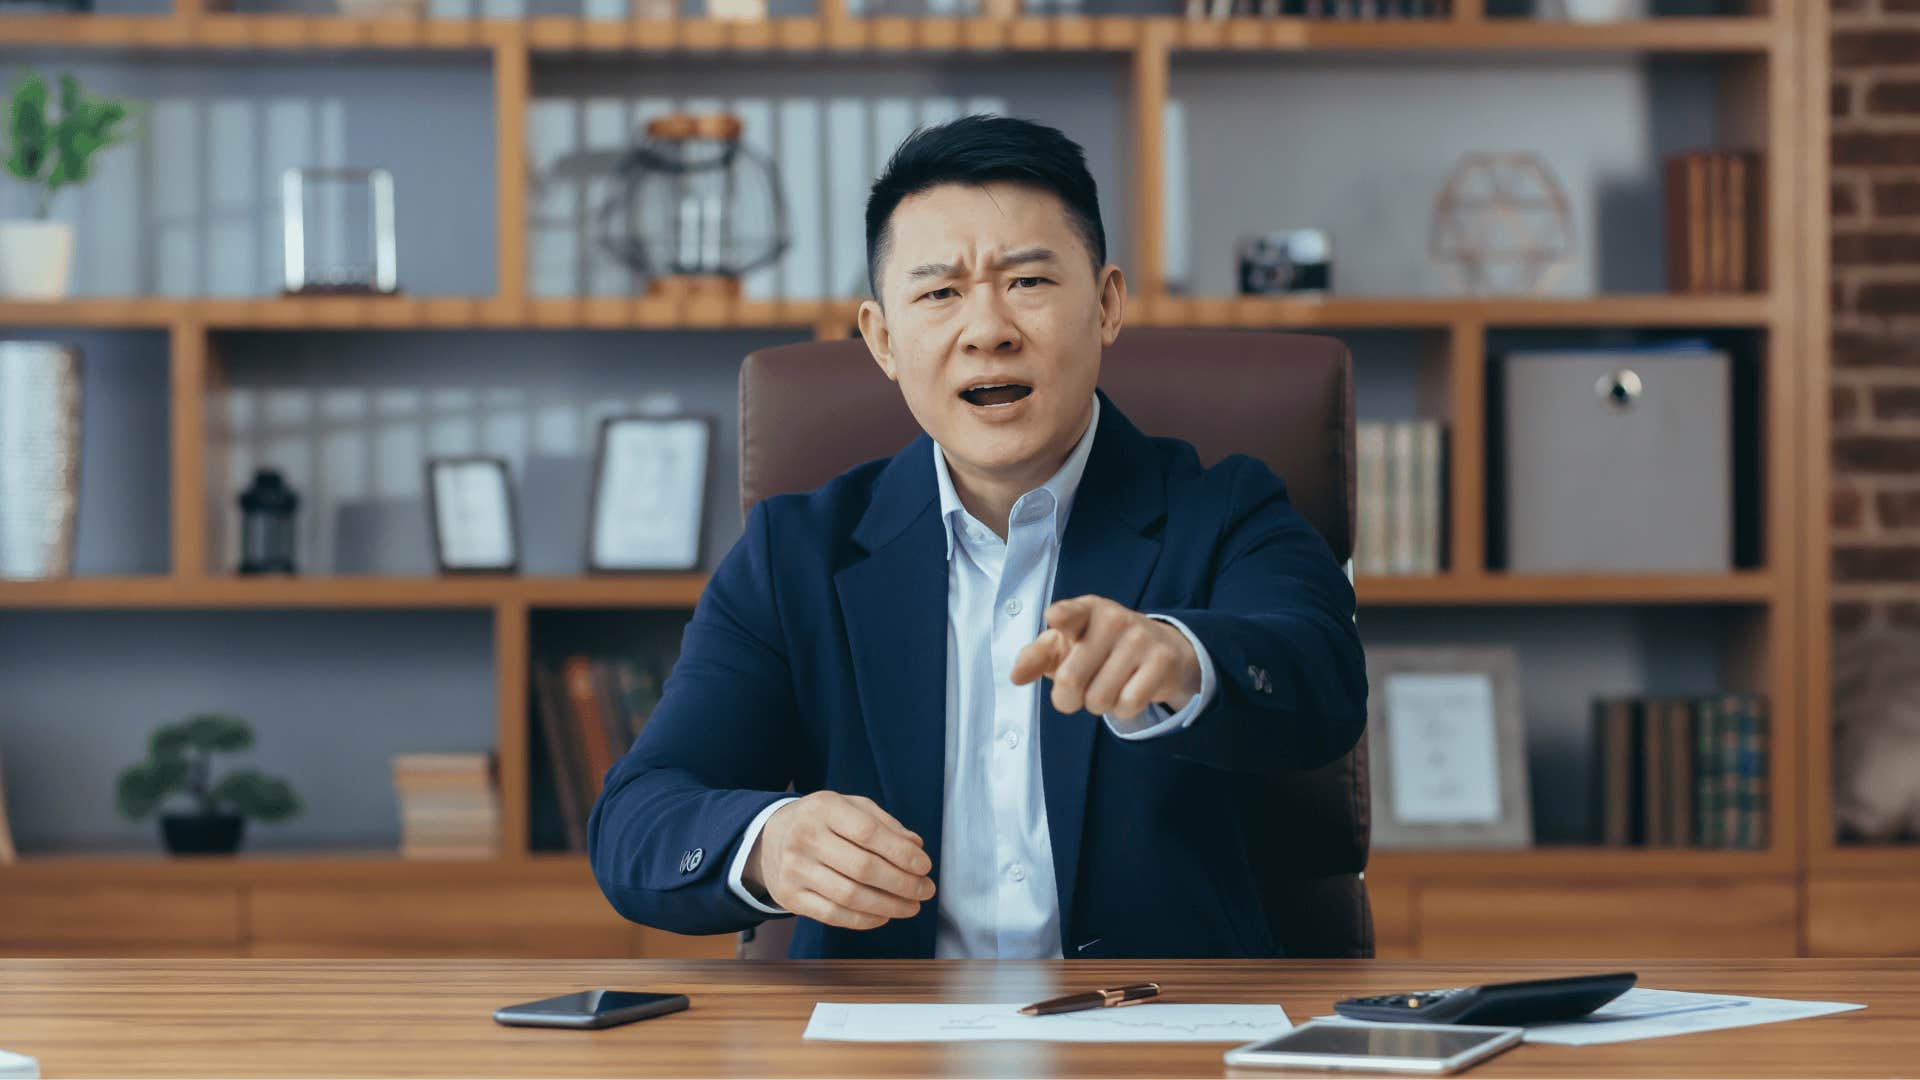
238 469 299 575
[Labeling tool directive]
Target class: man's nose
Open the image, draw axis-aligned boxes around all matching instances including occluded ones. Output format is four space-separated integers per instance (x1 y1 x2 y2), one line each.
958 289 1021 353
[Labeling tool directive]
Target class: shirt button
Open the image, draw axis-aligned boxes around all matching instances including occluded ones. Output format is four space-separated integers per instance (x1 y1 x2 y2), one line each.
1008 863 1027 883
1004 597 1022 616
1001 728 1020 749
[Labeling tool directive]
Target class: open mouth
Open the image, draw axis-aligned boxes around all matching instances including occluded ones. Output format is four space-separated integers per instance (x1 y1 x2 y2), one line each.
959 384 1034 407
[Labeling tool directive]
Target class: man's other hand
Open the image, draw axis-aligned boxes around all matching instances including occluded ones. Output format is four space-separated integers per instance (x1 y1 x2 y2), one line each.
741 791 935 930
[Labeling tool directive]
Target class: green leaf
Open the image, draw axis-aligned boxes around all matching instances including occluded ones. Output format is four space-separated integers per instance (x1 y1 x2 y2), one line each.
4 72 50 185
115 757 191 820
209 770 301 822
46 83 131 195
179 713 254 753
150 723 193 761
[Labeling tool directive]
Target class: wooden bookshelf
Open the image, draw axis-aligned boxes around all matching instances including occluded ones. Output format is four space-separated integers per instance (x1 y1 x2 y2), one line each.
0 293 1773 331
0 13 1781 54
0 2 1833 961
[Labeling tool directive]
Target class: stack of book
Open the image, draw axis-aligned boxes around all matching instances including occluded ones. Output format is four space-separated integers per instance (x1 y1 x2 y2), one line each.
1590 694 1769 849
531 654 665 852
1664 149 1764 293
392 752 500 859
1356 419 1447 577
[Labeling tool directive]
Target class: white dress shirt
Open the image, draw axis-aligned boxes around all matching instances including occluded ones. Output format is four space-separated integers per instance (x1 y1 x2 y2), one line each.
726 393 1218 957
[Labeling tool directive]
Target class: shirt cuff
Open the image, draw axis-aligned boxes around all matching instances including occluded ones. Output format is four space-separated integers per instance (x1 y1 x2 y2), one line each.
1103 614 1218 741
726 796 801 916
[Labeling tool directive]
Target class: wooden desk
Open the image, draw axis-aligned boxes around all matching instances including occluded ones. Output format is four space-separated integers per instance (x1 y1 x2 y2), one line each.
0 958 1910 1077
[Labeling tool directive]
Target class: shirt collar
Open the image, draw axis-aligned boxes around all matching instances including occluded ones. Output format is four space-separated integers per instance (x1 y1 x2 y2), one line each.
932 392 1100 561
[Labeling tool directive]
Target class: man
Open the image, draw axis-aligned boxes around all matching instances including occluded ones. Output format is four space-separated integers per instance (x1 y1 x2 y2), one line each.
588 114 1366 960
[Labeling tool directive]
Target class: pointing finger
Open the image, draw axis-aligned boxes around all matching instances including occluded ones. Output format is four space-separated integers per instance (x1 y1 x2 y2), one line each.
1011 627 1071 685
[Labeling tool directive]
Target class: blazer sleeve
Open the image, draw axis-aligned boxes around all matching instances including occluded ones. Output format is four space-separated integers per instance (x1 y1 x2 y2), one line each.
1134 454 1368 776
587 497 804 936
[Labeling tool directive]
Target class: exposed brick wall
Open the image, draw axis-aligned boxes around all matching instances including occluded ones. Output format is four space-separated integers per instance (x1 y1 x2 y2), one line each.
1831 3 1920 634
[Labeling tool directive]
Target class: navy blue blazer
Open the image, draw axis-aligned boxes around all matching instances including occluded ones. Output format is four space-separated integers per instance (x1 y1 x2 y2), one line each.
587 388 1367 959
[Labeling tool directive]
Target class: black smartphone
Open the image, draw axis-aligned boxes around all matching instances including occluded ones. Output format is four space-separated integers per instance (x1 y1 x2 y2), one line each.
493 990 689 1029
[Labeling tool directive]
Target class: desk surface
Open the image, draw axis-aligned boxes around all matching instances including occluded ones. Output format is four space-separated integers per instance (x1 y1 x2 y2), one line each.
0 958 1910 1078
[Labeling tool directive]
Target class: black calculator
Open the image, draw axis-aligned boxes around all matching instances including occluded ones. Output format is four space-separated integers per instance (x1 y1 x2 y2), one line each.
1333 971 1637 1026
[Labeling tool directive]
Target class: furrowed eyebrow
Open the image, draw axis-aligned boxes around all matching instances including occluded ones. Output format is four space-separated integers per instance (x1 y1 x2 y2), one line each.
998 245 1059 269
905 248 1059 282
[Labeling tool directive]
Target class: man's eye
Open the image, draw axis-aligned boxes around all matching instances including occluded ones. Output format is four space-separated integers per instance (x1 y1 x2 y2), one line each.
923 287 955 301
1013 277 1044 289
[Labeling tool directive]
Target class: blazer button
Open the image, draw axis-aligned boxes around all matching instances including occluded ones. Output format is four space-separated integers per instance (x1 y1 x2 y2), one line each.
680 848 704 874
1247 664 1272 694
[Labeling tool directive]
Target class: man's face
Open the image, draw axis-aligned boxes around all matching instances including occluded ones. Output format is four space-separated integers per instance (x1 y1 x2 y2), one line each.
856 180 1125 482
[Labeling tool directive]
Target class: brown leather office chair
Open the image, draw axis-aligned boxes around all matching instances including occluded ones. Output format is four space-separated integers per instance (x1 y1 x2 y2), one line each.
732 326 1372 960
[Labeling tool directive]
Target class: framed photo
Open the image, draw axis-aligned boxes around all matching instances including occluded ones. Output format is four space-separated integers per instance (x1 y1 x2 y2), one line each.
425 457 519 574
587 414 712 573
1365 645 1533 849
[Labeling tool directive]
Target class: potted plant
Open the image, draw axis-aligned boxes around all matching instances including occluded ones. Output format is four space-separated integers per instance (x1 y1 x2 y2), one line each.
115 713 302 855
1 70 134 300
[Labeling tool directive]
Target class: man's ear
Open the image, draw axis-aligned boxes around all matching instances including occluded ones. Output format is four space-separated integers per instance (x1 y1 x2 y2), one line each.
1096 264 1126 347
857 299 899 382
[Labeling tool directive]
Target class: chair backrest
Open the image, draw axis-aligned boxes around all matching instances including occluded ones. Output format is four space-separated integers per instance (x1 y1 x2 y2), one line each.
734 326 1372 959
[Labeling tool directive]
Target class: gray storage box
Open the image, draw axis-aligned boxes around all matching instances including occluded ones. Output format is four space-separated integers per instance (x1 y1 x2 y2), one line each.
1500 346 1731 573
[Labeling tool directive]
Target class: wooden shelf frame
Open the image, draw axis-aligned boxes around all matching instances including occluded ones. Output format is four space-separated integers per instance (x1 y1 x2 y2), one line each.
0 3 1833 959
0 12 1783 54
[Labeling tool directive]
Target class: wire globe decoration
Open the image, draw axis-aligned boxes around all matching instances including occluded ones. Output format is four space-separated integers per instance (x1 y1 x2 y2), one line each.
1430 151 1577 296
596 112 790 298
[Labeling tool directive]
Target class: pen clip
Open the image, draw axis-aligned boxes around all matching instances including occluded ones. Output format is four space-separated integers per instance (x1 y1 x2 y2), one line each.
1100 982 1161 1006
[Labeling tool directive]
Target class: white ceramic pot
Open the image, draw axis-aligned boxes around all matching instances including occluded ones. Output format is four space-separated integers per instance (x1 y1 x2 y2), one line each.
0 220 75 301
1561 0 1645 21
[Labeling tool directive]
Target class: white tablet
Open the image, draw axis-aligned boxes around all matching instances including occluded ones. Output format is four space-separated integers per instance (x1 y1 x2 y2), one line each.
1223 1020 1523 1074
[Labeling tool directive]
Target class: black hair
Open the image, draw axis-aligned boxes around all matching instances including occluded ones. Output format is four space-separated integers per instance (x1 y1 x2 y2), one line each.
864 114 1107 303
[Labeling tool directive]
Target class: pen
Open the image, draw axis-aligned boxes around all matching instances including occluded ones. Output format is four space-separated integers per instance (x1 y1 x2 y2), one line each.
1017 982 1161 1016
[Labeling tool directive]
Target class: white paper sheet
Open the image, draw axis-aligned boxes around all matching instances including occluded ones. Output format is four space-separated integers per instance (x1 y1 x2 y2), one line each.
0 1047 39 1079
1317 987 1864 1047
804 1002 1292 1043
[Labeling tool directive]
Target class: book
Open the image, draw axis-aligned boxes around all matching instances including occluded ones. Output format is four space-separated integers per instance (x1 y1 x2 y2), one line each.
1357 423 1388 575
1668 698 1693 849
392 751 500 859
1740 695 1770 850
1355 420 1447 577
1590 693 1767 849
1414 421 1445 574
1390 422 1417 575
0 743 15 867
1593 697 1634 846
563 655 618 800
1727 153 1748 292
1719 694 1742 848
532 661 588 852
1694 696 1721 848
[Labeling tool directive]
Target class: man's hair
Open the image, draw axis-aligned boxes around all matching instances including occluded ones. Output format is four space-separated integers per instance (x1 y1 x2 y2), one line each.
864 114 1107 303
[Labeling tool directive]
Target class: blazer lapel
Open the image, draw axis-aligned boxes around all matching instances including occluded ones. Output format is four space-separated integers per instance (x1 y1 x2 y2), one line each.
1040 389 1168 945
835 434 946 958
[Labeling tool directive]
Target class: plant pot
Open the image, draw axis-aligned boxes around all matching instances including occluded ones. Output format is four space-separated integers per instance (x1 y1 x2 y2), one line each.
0 221 75 300
335 0 428 17
161 813 246 855
1558 0 1645 21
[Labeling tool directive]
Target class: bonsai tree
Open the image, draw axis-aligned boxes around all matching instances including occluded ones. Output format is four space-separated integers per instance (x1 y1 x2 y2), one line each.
4 70 135 221
116 713 302 824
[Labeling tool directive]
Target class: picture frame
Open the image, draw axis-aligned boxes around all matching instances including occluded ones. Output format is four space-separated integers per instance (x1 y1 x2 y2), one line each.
424 456 519 575
1365 645 1533 849
586 414 712 574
